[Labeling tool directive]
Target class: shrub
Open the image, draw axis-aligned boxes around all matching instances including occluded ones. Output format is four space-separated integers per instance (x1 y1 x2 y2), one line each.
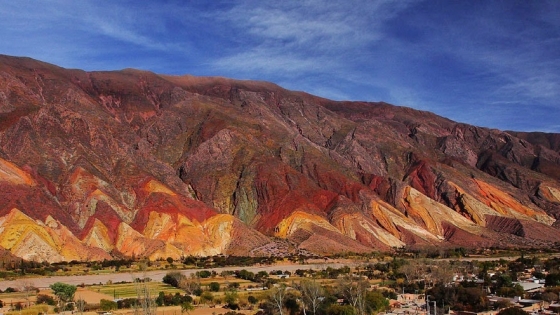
497 308 529 315
248 295 258 305
209 282 220 292
200 291 213 305
36 294 56 305
100 299 117 311
326 304 356 315
196 270 212 278
163 271 185 288
117 298 139 309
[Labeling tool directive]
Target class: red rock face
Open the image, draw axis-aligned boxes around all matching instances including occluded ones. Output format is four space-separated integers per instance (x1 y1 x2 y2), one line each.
0 54 560 261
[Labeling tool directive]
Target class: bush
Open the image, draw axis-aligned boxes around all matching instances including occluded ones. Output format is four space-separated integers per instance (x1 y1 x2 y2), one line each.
497 307 530 315
200 291 214 304
236 269 255 281
366 290 389 313
248 295 258 305
326 304 356 315
117 298 139 309
14 302 23 311
196 270 212 278
209 282 220 292
100 299 117 311
163 271 185 288
36 294 56 305
228 282 240 289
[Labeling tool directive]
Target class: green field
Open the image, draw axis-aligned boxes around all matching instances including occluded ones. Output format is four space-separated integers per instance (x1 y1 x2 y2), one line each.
88 282 184 299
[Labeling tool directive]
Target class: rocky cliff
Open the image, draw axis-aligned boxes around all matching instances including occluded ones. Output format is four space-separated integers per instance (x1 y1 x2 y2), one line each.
0 55 559 262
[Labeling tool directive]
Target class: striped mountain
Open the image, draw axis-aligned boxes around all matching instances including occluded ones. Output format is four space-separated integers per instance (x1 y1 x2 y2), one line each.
0 55 559 262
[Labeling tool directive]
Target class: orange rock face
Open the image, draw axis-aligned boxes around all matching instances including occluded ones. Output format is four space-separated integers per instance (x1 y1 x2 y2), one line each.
0 55 559 261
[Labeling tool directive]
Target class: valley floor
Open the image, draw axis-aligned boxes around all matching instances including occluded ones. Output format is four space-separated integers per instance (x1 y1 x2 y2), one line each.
0 260 356 291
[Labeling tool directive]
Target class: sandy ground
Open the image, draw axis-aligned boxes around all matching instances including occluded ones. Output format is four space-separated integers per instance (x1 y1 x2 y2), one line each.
74 287 115 304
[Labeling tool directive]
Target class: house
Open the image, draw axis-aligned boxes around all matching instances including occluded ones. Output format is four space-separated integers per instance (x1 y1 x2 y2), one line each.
514 281 545 293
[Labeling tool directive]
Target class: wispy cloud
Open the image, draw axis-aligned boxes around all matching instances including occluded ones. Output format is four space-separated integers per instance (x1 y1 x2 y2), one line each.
425 3 560 109
0 0 189 67
209 0 417 76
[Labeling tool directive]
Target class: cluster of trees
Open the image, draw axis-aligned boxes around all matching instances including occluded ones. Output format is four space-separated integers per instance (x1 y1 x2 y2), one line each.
259 278 389 315
182 255 279 268
428 282 490 313
98 294 191 313
161 270 391 315
543 257 560 287
47 282 87 313
163 269 273 295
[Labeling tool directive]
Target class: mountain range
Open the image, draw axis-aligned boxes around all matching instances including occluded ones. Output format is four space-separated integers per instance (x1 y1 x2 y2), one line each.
1 55 560 262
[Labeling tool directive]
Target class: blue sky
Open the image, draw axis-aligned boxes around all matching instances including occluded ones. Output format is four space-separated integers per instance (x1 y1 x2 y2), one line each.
1 0 559 132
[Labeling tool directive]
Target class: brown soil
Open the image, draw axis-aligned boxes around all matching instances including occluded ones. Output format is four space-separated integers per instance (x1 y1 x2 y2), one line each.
74 287 115 304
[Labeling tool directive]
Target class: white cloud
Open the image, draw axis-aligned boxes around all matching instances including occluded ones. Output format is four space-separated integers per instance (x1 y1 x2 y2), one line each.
210 0 417 75
213 49 325 75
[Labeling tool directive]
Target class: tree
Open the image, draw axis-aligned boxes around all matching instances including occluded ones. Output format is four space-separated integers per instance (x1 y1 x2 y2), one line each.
209 282 220 292
17 279 36 308
285 293 301 315
299 279 324 315
179 274 201 295
75 297 87 315
196 270 212 278
545 273 560 287
221 270 234 279
224 288 239 309
156 292 166 306
269 283 288 315
428 282 490 313
365 290 389 313
497 307 529 315
326 304 356 315
50 282 77 313
100 299 117 311
431 261 454 285
496 273 513 288
36 294 56 305
181 301 194 314
338 277 369 315
200 291 214 305
133 277 157 315
248 295 259 305
163 271 185 288
498 284 524 298
541 292 558 303
399 260 425 283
